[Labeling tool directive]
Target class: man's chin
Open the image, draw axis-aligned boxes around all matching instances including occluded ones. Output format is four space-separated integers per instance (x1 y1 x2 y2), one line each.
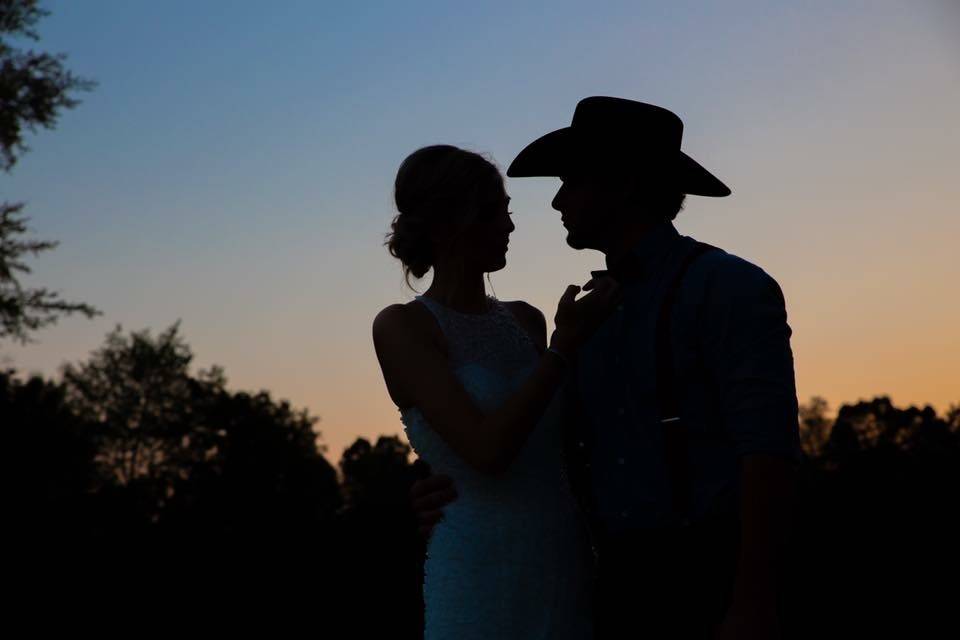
565 232 588 250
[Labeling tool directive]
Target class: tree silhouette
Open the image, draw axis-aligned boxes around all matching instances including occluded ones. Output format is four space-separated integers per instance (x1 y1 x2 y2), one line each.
5 321 344 620
340 435 429 512
53 320 342 594
2 367 100 543
0 1 100 344
160 381 342 546
60 322 206 502
947 404 960 431
335 435 430 639
798 395 832 458
783 396 960 638
0 0 96 171
1 185 101 346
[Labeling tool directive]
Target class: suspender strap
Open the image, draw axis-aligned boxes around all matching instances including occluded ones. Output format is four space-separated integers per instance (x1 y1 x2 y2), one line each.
657 241 719 523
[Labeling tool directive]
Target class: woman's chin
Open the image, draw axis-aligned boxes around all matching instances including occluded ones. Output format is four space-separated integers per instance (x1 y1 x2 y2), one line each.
486 257 508 273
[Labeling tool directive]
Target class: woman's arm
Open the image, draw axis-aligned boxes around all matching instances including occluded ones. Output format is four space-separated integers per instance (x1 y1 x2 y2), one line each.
373 282 617 476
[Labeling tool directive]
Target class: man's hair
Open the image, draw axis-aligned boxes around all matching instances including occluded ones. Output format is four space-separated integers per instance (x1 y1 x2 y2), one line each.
612 173 687 223
660 192 687 222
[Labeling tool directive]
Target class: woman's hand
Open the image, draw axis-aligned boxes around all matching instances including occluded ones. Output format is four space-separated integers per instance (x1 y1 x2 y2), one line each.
550 276 621 358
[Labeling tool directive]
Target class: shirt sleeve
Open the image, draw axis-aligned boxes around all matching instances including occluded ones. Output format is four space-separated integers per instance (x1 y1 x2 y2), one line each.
697 255 801 461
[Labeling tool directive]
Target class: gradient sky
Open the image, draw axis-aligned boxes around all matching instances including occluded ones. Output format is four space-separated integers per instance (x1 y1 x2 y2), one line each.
3 1 958 459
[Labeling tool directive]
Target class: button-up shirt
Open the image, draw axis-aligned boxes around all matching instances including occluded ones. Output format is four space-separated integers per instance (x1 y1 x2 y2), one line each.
570 221 801 532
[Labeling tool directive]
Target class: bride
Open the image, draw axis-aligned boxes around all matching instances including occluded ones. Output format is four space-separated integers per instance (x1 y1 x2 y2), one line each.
372 144 619 639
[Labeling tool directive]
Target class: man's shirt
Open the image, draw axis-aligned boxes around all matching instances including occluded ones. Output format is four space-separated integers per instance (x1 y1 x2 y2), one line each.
571 221 801 532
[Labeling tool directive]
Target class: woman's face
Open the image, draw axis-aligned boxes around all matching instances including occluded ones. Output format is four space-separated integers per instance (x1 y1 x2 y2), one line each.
458 183 515 274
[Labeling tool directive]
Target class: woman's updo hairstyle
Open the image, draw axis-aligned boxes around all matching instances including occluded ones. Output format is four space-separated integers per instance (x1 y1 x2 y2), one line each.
386 144 504 288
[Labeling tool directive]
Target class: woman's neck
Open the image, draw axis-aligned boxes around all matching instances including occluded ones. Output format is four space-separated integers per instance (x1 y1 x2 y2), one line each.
423 265 488 314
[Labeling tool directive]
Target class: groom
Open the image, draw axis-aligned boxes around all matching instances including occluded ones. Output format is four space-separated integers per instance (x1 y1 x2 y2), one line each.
412 97 801 639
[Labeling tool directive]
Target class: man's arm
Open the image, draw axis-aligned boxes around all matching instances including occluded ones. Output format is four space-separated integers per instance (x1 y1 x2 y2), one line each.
409 473 458 538
698 255 801 639
718 454 795 639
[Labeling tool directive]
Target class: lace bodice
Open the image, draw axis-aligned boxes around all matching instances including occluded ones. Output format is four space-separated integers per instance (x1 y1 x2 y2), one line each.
399 293 594 639
416 294 538 373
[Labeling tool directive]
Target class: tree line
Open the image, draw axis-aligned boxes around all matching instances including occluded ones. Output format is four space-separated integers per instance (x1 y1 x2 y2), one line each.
3 320 957 636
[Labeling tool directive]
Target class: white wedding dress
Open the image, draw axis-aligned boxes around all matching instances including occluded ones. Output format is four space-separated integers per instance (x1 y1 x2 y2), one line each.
400 294 594 639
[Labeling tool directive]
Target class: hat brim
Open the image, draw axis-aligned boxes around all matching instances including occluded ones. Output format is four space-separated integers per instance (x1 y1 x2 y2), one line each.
506 127 731 197
506 128 572 178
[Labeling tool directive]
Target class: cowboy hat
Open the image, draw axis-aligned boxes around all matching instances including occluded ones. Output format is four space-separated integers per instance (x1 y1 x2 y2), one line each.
506 96 731 197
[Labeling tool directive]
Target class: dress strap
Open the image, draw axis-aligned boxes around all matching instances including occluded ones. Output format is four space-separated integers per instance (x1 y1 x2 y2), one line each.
413 294 445 321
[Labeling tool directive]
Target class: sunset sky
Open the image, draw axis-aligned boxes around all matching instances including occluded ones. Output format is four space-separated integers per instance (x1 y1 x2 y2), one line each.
4 1 958 459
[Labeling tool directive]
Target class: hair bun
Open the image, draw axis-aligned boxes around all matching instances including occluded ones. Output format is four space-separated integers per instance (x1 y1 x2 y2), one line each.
386 213 432 279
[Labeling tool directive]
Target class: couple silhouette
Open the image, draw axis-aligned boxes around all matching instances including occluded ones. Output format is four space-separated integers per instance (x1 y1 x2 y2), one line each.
372 96 801 640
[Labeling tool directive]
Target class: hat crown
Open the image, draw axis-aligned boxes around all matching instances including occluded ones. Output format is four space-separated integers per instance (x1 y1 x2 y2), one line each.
571 96 683 150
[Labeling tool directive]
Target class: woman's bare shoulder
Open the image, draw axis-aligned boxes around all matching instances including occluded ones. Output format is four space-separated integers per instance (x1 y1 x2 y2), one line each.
372 300 447 409
373 300 443 350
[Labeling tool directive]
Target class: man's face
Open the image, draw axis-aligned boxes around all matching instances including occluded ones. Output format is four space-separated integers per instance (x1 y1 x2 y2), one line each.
551 173 631 251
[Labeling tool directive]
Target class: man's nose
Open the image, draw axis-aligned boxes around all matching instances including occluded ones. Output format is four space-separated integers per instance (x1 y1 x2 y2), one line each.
551 186 564 212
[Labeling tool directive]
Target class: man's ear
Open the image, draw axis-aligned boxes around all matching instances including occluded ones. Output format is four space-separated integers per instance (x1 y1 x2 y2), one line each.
610 175 643 213
623 177 642 205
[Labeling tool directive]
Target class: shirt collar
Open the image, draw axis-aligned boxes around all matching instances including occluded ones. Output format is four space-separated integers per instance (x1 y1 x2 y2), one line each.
602 221 681 282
